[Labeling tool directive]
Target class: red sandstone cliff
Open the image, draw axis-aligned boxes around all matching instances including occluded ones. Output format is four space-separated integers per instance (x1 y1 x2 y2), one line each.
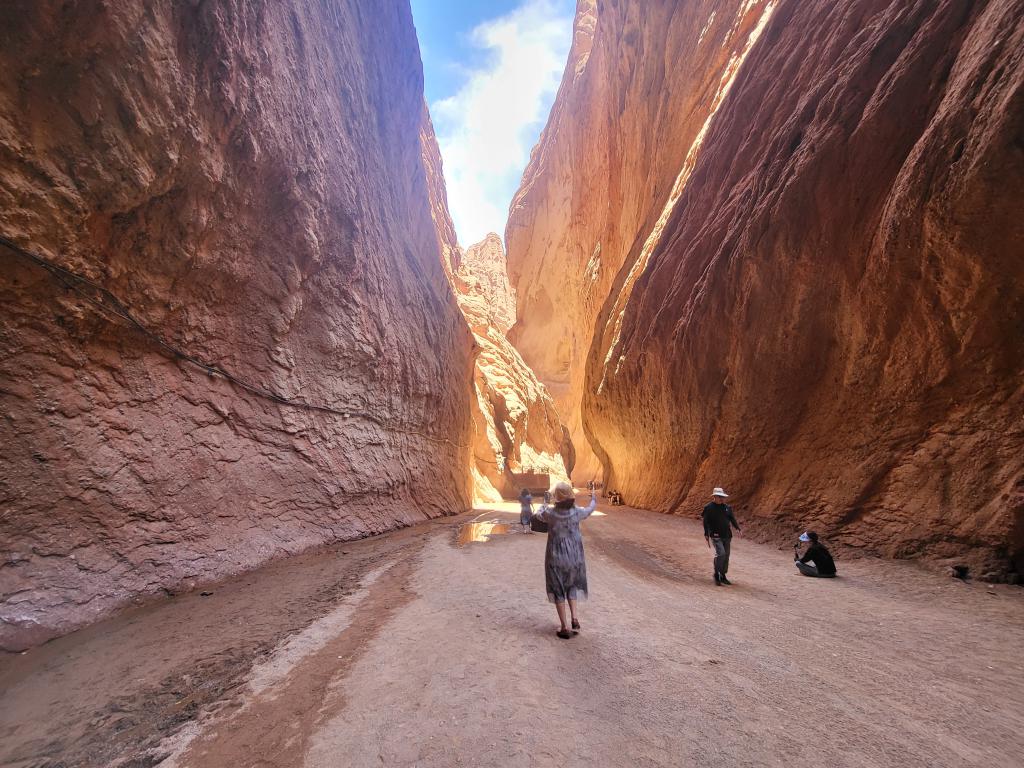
509 0 1024 576
454 234 569 500
0 0 474 650
457 234 518 335
506 0 776 483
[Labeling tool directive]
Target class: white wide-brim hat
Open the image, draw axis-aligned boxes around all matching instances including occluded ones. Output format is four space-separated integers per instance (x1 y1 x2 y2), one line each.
712 487 728 497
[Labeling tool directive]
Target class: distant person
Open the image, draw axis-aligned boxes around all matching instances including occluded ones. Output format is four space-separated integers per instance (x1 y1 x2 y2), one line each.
702 487 741 586
610 490 623 506
519 488 533 529
535 481 598 638
544 489 552 505
794 531 837 577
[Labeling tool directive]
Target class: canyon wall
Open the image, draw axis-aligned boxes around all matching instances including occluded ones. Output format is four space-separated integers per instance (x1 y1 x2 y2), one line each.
509 0 1024 576
506 0 777 483
454 234 569 501
0 0 474 650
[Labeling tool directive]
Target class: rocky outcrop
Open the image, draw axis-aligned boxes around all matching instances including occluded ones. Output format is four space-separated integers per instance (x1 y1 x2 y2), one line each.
509 0 1024 576
457 233 517 334
0 0 474 650
454 234 568 501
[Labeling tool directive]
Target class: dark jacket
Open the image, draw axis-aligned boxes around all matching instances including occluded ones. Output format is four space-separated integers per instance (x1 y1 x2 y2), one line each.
799 543 837 575
702 502 741 539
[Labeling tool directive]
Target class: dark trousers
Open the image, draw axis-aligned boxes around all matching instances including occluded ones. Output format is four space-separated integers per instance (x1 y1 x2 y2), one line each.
796 561 836 578
712 537 731 575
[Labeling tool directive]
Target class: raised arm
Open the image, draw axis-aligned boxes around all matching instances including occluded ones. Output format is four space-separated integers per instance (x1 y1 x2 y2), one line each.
577 493 598 520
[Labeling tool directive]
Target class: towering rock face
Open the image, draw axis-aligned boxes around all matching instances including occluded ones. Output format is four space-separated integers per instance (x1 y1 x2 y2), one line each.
0 0 474 650
506 0 777 482
509 0 1024 576
453 234 569 501
457 233 517 334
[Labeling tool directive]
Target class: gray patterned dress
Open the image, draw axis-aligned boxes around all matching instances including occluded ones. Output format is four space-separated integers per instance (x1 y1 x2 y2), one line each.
537 495 597 603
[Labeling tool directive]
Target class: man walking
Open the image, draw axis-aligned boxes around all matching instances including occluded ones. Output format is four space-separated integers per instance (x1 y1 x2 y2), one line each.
702 487 741 585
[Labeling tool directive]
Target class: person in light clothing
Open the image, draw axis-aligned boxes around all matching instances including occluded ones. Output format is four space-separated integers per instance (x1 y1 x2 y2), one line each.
519 488 533 529
536 482 598 639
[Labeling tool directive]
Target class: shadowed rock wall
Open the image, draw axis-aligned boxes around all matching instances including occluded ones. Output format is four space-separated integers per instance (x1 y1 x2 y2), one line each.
510 0 1024 576
0 0 474 650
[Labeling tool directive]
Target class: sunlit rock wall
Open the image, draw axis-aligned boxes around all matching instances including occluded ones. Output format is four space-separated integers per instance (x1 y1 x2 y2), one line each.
513 0 1024 577
457 234 517 335
0 0 474 650
506 0 776 484
455 235 569 501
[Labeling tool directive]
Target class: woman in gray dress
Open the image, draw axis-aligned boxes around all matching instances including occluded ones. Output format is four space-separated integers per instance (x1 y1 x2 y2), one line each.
519 488 533 528
536 481 597 639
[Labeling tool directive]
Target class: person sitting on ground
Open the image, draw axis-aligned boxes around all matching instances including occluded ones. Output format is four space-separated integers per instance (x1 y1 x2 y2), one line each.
611 490 623 505
702 487 741 585
535 481 598 639
519 488 533 529
794 531 837 577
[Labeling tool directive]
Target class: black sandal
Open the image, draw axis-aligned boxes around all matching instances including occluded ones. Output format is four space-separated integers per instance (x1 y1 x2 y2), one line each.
557 628 572 639
571 619 581 634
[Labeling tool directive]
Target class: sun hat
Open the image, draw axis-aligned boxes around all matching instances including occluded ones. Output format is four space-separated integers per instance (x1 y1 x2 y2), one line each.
799 531 818 542
712 487 728 498
552 481 575 502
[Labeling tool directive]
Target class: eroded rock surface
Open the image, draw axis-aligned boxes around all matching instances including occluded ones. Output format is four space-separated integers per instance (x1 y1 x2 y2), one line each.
0 0 474 650
510 0 1024 575
457 233 517 335
506 0 776 482
454 235 568 501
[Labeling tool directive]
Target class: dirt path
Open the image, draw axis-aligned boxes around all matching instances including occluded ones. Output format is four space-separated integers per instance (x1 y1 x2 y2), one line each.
2 503 1023 767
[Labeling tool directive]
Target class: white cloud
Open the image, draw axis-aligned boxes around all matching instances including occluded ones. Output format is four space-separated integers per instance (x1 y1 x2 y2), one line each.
431 0 573 246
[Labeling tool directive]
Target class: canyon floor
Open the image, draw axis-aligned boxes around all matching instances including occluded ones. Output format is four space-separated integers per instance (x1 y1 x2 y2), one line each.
2 502 1023 768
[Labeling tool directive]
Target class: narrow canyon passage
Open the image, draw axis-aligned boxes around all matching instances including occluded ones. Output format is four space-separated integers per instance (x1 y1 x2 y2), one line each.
2 0 1023 765
3 501 1022 768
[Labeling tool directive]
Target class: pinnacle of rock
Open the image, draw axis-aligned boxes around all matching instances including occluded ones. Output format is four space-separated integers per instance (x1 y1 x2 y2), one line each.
456 233 517 335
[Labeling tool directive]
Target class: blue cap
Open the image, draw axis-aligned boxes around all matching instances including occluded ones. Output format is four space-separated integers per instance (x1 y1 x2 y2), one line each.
799 532 811 542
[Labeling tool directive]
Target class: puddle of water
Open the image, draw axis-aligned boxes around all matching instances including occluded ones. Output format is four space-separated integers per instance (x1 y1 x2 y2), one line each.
457 521 511 546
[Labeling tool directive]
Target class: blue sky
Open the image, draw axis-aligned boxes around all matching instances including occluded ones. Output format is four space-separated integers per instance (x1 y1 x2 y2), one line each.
410 0 576 247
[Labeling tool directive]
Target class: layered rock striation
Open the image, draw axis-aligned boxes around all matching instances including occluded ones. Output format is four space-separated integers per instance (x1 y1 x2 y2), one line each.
454 234 569 501
509 0 1024 576
0 0 474 650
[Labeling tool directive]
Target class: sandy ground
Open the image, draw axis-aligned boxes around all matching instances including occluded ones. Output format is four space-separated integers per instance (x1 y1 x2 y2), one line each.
2 502 1023 767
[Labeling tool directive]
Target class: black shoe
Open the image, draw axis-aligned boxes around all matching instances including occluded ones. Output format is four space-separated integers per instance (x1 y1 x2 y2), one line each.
720 575 732 585
714 572 722 585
